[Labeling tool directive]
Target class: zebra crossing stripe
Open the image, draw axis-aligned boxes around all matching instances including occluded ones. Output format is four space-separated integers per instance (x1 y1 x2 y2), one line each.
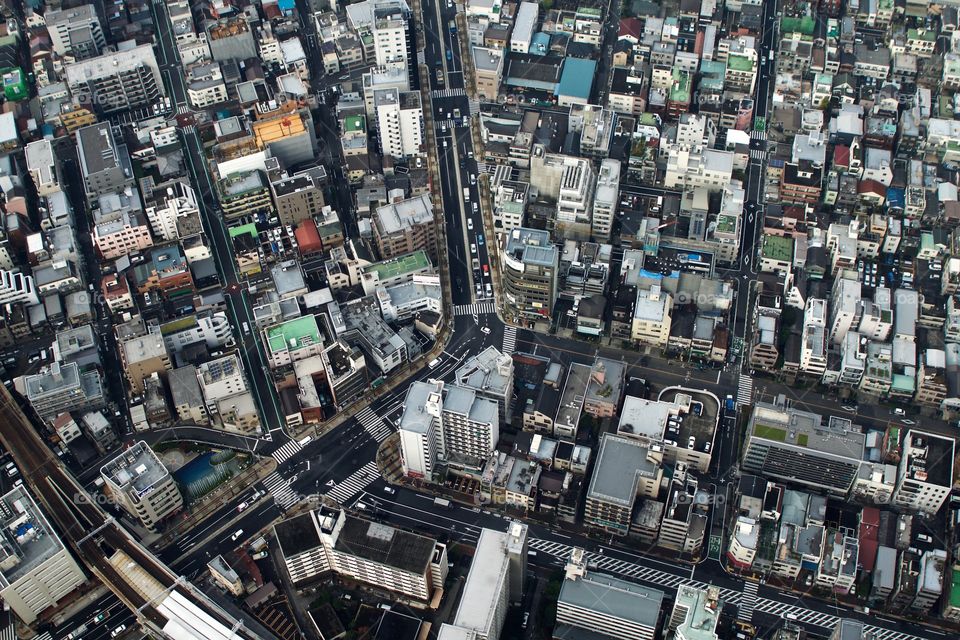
502 325 517 355
736 374 753 406
357 408 393 442
263 472 299 510
272 440 303 464
454 301 496 316
326 461 379 504
432 88 466 98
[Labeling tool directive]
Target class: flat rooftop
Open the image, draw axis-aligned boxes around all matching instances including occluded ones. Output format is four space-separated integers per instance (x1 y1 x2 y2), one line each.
399 381 443 434
363 250 432 281
334 514 436 575
100 441 170 498
559 572 664 629
266 315 322 355
0 487 68 585
588 433 658 507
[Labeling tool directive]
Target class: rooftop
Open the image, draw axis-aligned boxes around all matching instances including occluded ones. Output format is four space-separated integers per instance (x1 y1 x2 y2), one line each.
399 381 443 434
100 441 170 498
266 315 322 355
559 571 664 629
588 433 658 507
334 513 436 575
762 235 793 262
363 250 432 281
0 487 69 586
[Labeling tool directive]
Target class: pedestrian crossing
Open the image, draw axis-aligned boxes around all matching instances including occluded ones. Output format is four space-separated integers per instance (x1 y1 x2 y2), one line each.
182 124 196 135
750 149 767 161
738 580 758 622
434 119 466 131
272 439 303 464
751 130 766 141
455 301 496 316
326 461 379 505
433 88 466 98
263 472 299 511
476 162 492 174
502 325 516 355
527 538 929 640
176 104 191 115
356 407 393 442
736 373 754 406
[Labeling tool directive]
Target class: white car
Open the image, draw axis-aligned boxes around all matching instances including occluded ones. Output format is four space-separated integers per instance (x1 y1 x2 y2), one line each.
471 243 477 255
383 487 396 495
111 625 127 638
231 529 244 542
893 408 906 416
237 502 249 513
467 219 473 230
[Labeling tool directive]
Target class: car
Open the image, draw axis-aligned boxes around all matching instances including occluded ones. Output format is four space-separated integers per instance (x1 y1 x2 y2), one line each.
383 487 396 495
94 612 108 624
477 234 484 246
4 463 17 478
237 502 249 513
467 219 473 230
468 150 474 159
471 174 477 185
842 405 857 412
703 442 711 453
231 529 244 541
111 625 127 638
522 612 529 629
893 407 906 416
480 326 491 334
687 436 696 449
902 419 916 425
472 202 479 213
471 243 477 255
453 108 461 119
484 283 492 297
482 264 489 275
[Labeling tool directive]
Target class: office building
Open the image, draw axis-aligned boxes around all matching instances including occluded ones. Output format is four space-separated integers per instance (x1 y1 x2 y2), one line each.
0 487 87 624
169 365 207 424
668 585 721 640
0 269 39 306
270 170 326 226
592 159 620 241
321 340 368 408
584 433 663 536
502 228 558 323
100 441 183 531
892 430 954 514
120 330 172 393
438 524 528 640
76 123 133 200
375 88 423 159
631 285 672 348
64 44 162 114
264 315 325 369
373 2 409 67
556 548 664 640
275 506 448 602
44 5 105 59
144 180 199 242
373 194 436 262
454 346 514 422
24 362 104 422
742 401 866 495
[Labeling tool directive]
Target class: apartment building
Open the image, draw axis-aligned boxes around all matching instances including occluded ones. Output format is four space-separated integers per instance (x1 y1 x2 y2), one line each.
186 61 228 108
64 44 162 114
144 180 199 242
0 487 87 624
658 466 708 555
502 228 558 323
373 2 409 67
592 159 620 241
584 433 662 536
321 340 368 408
275 506 448 602
76 123 133 200
101 441 183 531
631 285 672 347
93 211 153 260
270 169 326 226
800 298 828 377
44 5 105 59
454 346 514 422
669 585 721 640
169 365 207 424
264 315 324 369
398 380 444 479
217 170 273 220
24 362 104 422
24 139 61 196
373 194 436 262
742 401 866 495
0 269 39 306
473 46 504 101
375 88 423 158
120 330 172 393
892 430 954 514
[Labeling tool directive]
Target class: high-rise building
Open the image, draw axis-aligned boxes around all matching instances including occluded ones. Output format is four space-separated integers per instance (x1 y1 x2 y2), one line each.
668 585 721 640
892 430 954 514
555 548 664 640
372 2 409 67
0 486 87 624
274 506 448 602
373 194 436 262
100 440 183 531
454 346 514 422
0 269 39 306
76 123 133 200
44 5 105 59
24 139 61 196
24 362 104 422
437 524 528 640
502 228 558 323
64 44 162 114
592 159 620 241
321 340 368 408
398 380 444 479
584 433 663 536
375 88 423 158
270 169 326 226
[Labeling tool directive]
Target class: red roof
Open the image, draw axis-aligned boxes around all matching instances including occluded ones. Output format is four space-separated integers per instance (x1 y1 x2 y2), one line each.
857 179 887 196
834 145 850 167
858 507 880 572
619 18 642 41
295 219 322 254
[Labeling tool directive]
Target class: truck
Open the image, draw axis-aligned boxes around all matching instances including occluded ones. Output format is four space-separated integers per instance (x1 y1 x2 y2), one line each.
67 625 88 640
434 497 451 508
463 187 470 202
725 395 736 412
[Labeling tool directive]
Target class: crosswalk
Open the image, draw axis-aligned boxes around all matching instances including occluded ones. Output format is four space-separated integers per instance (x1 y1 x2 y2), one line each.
751 130 766 141
738 580 758 622
176 104 191 115
455 301 496 316
476 162 492 174
356 407 393 442
750 149 767 161
736 373 754 406
263 472 299 511
527 538 929 640
433 88 466 98
326 461 379 505
182 124 196 135
503 325 517 355
434 119 465 130
272 439 304 465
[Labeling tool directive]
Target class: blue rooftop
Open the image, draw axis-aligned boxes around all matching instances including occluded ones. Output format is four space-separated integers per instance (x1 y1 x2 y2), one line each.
530 33 550 55
557 58 596 100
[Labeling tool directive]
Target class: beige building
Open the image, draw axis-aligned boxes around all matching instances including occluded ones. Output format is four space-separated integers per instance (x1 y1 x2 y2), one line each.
473 46 503 101
0 487 87 624
373 194 437 263
630 285 672 347
101 441 183 531
120 329 172 393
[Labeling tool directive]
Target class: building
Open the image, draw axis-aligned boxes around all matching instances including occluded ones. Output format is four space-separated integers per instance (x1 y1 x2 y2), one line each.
270 169 326 226
511 2 537 53
556 548 664 640
120 330 172 393
502 228 558 323
631 285 672 347
275 506 448 602
186 61 228 108
76 123 132 200
169 365 207 424
742 401 866 495
373 194 436 262
0 486 87 624
592 159 620 241
144 180 199 242
584 433 662 536
217 170 272 220
100 441 183 531
0 269 39 306
438 524 527 640
667 585 721 640
93 211 153 260
25 362 104 422
63 43 162 114
264 315 324 369
398 380 444 479
321 340 368 408
375 88 423 158
454 346 514 422
373 2 409 67
24 139 61 196
44 5 105 59
892 430 954 514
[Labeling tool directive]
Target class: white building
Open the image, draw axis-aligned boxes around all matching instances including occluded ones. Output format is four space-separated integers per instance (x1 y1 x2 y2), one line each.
375 87 423 158
511 2 538 53
372 2 409 67
631 285 672 347
0 487 87 624
592 159 620 241
0 269 40 306
25 139 61 196
145 181 200 242
100 440 183 531
44 5 105 58
398 380 444 479
196 354 249 408
186 61 228 108
669 585 721 640
892 430 954 514
800 298 828 376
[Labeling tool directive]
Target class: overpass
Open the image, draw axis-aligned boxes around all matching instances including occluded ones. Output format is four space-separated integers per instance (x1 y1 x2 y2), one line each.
0 385 265 639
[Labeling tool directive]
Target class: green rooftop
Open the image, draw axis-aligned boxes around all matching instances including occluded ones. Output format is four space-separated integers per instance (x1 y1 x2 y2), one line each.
761 235 794 263
781 16 815 36
363 250 431 281
754 424 787 442
908 28 937 42
891 373 916 393
950 566 960 609
266 316 322 354
727 54 755 73
669 69 691 104
344 115 366 132
716 214 738 234
160 316 198 335
229 223 258 238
